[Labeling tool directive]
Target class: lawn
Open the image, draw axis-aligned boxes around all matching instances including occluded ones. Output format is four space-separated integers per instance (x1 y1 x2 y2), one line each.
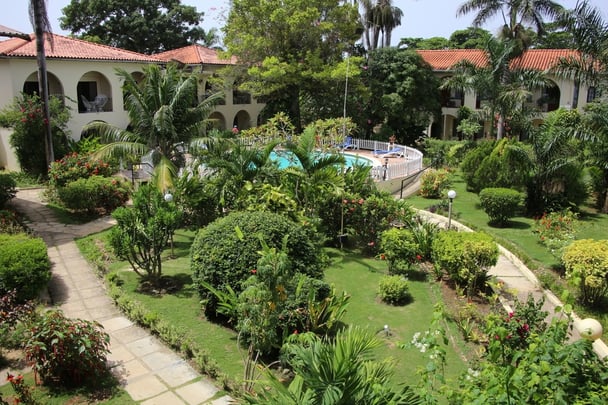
405 172 608 328
76 229 472 395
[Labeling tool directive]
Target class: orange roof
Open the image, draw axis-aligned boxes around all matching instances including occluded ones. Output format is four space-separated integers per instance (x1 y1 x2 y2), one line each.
0 32 162 62
154 44 237 65
417 48 580 71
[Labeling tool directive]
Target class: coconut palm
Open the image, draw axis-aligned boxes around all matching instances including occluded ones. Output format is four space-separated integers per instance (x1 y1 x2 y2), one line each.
282 127 346 214
442 38 550 138
457 0 564 56
361 0 404 50
29 0 54 166
85 63 223 191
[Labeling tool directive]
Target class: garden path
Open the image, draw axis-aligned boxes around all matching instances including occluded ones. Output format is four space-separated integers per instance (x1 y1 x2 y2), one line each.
7 188 233 405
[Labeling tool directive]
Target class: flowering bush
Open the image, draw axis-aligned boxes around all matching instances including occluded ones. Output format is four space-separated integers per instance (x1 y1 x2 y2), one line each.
25 310 111 387
0 210 23 234
419 169 452 199
0 93 71 177
534 209 578 256
48 152 114 188
5 373 38 405
57 175 130 214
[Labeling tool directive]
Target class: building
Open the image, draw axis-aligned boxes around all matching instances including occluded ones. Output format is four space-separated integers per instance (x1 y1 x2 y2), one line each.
0 28 264 171
417 48 597 139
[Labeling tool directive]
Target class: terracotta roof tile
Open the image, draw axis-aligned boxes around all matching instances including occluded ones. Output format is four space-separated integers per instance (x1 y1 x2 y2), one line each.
154 44 237 65
417 48 581 72
0 32 162 62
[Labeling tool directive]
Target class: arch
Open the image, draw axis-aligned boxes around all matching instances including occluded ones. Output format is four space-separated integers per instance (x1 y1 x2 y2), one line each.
80 119 108 140
77 71 113 113
208 112 226 131
233 110 252 131
23 71 64 101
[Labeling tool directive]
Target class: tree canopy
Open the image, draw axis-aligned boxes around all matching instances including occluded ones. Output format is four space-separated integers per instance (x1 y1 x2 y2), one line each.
59 0 210 54
365 48 441 144
222 0 362 130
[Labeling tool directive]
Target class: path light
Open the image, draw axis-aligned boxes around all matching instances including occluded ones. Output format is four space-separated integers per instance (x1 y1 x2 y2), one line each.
577 318 603 341
383 158 389 181
447 189 456 229
164 192 175 257
384 324 390 337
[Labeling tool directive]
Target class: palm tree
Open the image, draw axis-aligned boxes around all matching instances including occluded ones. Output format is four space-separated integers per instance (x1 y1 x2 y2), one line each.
282 128 346 214
552 0 608 93
242 327 422 404
29 0 54 167
457 0 564 55
86 63 223 191
361 0 404 50
442 38 550 139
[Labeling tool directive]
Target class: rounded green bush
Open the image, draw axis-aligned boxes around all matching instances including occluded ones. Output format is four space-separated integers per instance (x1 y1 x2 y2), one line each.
562 239 608 307
57 175 130 213
0 173 16 208
479 187 524 226
378 275 411 305
0 233 51 301
191 211 325 316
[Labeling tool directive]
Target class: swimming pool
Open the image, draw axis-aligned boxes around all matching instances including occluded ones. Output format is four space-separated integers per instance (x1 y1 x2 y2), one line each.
270 150 373 169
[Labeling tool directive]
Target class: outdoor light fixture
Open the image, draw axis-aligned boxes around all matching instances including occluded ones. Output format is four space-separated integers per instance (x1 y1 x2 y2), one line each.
164 192 173 202
384 324 390 337
447 189 456 229
164 192 175 256
383 158 389 181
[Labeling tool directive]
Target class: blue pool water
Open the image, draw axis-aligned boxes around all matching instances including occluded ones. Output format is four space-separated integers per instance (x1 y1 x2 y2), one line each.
270 150 373 169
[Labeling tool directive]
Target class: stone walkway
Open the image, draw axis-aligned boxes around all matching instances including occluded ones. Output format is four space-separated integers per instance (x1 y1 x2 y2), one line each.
7 188 233 405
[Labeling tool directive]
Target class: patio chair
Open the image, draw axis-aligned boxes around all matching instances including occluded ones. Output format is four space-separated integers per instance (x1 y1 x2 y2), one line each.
337 136 358 150
373 147 405 158
93 94 108 112
80 95 94 112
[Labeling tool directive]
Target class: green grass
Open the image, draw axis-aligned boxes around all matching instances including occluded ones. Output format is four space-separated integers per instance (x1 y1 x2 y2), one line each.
406 172 608 330
324 248 470 387
0 371 135 404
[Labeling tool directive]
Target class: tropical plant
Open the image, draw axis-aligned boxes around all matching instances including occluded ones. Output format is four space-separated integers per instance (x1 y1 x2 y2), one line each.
419 169 452 199
108 184 182 287
85 63 223 191
244 327 422 404
361 0 404 50
0 174 16 208
457 0 564 56
25 310 111 387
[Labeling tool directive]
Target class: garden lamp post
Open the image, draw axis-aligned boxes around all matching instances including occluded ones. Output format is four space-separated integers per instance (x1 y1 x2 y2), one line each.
447 189 456 229
383 158 389 181
164 192 175 257
576 318 603 341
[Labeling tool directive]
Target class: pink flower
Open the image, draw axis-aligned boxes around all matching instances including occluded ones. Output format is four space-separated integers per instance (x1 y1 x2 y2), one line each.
251 269 257 274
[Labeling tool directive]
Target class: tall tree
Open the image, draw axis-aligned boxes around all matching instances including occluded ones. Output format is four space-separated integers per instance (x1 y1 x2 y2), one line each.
362 0 404 50
223 0 362 130
442 38 550 139
457 0 564 55
366 48 441 144
60 0 209 54
450 27 493 49
85 63 223 191
29 0 54 167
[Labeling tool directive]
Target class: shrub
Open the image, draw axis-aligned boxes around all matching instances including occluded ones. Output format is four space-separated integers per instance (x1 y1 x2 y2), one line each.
0 290 36 351
479 187 524 226
57 175 130 214
378 275 412 305
0 173 16 208
460 140 496 192
109 184 182 286
378 228 418 274
25 310 110 387
0 233 50 302
533 209 578 257
1 93 71 177
0 210 23 234
562 239 608 307
191 211 325 317
48 152 114 188
431 231 498 297
419 169 452 199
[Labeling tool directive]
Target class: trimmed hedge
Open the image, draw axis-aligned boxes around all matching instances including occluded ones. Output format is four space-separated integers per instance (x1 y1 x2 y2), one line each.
191 211 325 316
431 231 498 297
0 233 51 301
378 275 412 305
479 187 524 226
57 175 130 214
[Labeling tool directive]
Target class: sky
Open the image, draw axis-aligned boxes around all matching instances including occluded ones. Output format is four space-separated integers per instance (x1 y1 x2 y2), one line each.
2 0 607 46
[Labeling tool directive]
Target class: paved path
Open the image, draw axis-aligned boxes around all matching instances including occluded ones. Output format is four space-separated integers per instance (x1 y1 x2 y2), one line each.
7 188 233 405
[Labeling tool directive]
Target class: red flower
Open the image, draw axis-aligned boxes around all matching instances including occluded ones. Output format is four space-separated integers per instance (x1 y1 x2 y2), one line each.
416 254 422 261
293 329 298 334
367 241 375 247
251 269 257 274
